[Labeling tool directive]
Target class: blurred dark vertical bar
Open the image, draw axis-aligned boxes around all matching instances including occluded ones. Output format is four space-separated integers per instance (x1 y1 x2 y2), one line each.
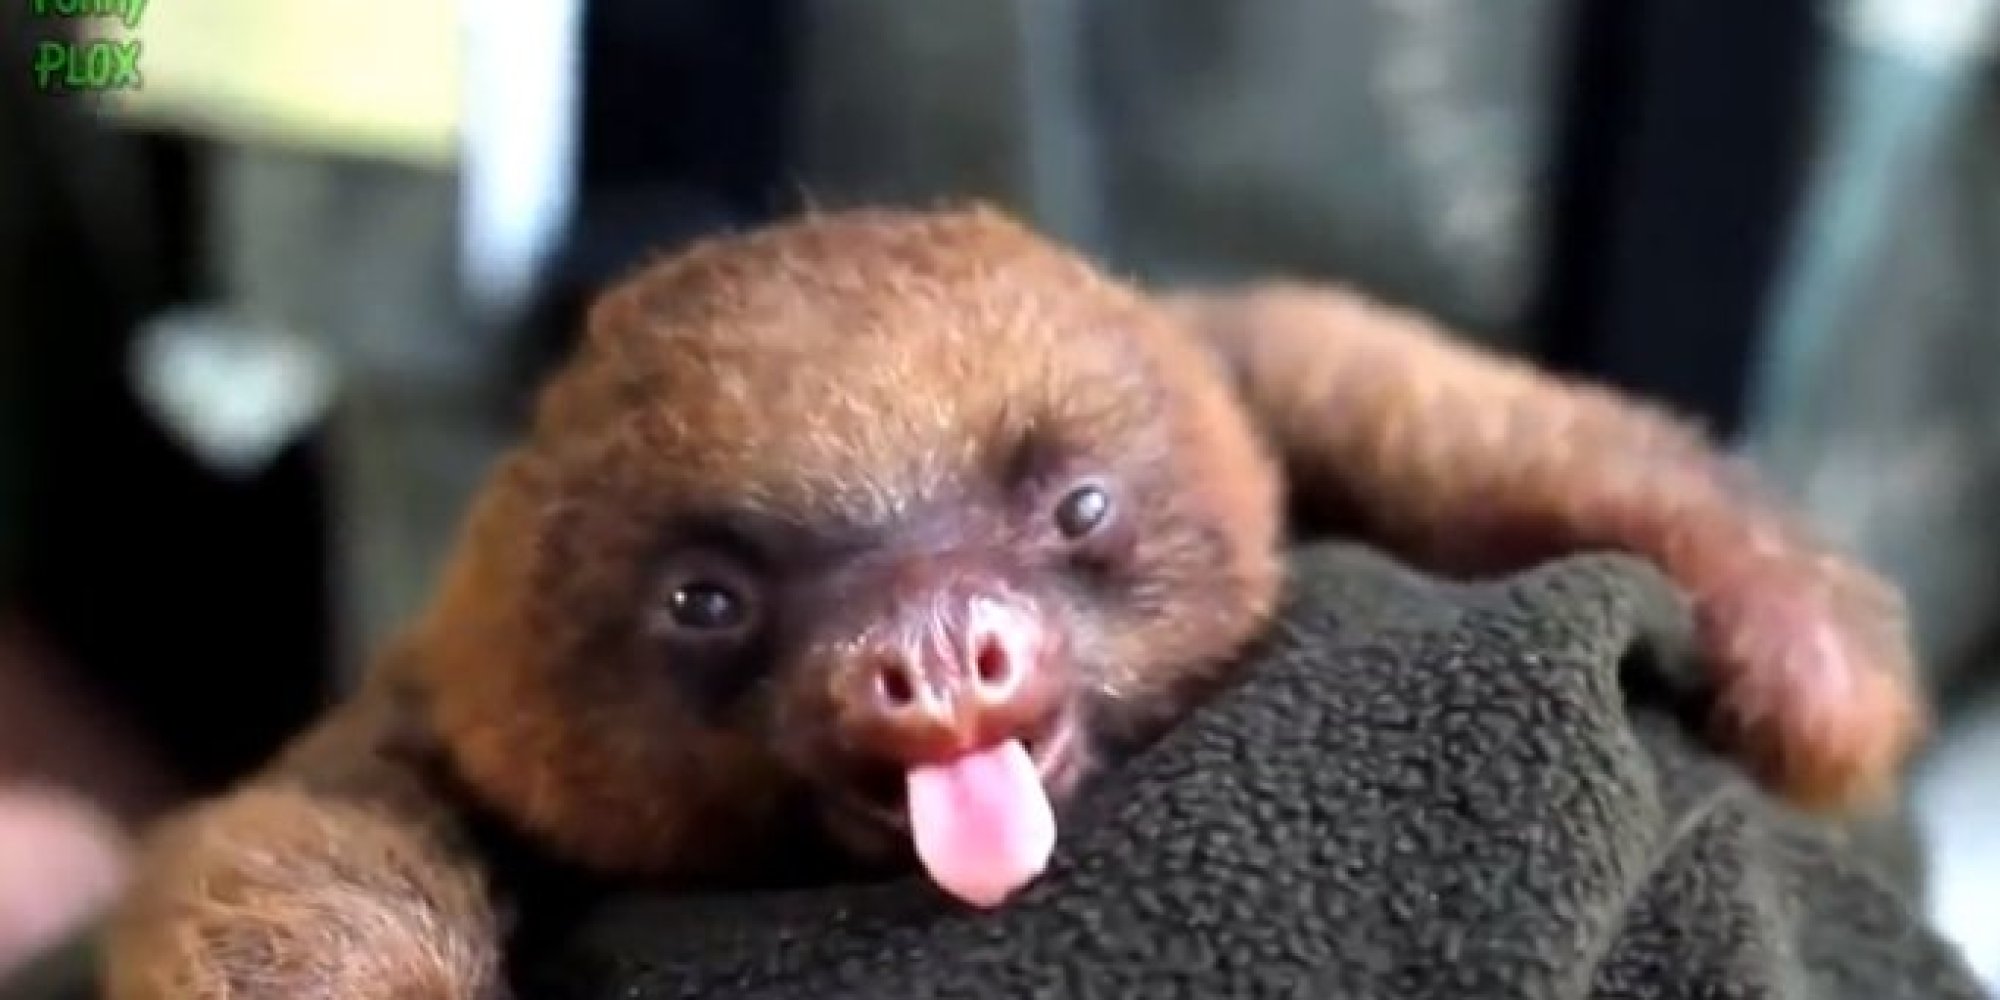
507 0 803 408
1533 0 1825 438
577 0 800 213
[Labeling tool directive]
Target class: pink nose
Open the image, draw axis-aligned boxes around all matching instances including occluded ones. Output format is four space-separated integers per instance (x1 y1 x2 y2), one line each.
839 593 1059 763
871 609 1022 714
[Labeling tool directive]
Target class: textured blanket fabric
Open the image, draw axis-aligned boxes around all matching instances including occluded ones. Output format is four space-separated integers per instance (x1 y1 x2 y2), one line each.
508 543 1988 1000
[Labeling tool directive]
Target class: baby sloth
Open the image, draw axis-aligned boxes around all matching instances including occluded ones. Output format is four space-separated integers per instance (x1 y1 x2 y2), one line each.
105 205 1922 1000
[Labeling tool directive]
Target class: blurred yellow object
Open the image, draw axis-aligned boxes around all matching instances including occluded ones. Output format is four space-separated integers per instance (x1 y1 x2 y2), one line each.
86 0 458 166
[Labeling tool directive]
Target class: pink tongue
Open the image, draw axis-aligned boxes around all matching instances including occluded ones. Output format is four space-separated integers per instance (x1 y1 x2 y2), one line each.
905 739 1055 909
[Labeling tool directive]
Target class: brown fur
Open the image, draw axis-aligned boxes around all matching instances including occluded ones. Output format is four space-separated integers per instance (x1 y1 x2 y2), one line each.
102 204 1921 999
1167 287 1920 806
104 663 506 1000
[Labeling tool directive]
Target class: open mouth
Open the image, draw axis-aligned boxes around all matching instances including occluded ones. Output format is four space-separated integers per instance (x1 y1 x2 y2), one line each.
838 710 1086 833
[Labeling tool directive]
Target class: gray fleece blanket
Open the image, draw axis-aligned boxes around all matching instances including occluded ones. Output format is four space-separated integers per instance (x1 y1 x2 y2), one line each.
506 543 1987 1000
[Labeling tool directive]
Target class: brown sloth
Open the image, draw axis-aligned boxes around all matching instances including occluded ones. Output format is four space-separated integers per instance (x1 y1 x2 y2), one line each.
103 204 1921 1000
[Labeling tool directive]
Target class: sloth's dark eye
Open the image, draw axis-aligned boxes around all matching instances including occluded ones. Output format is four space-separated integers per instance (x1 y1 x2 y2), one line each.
1054 482 1113 540
666 581 748 631
650 548 763 639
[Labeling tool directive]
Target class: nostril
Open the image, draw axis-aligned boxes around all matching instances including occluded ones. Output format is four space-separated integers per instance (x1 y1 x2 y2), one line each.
973 636 1012 690
874 661 917 710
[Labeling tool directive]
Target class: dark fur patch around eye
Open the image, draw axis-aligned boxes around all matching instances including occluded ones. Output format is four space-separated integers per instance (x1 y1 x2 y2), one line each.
662 510 784 565
665 508 870 574
645 513 798 717
999 421 1071 490
1066 513 1143 586
1064 548 1127 593
661 628 782 719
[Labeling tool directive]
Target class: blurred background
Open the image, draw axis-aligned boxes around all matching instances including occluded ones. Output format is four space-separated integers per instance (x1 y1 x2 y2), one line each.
1 0 1997 992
